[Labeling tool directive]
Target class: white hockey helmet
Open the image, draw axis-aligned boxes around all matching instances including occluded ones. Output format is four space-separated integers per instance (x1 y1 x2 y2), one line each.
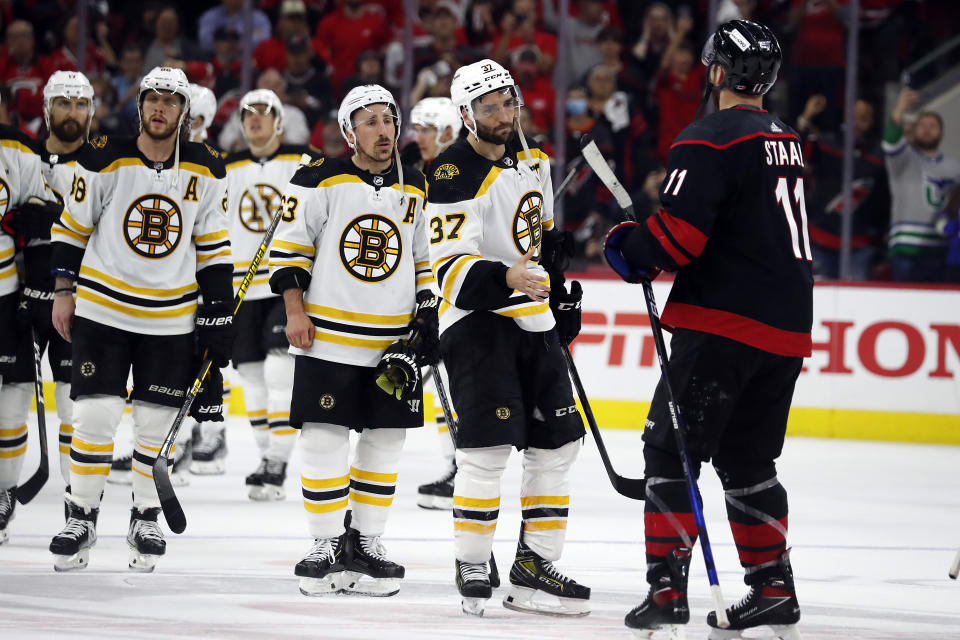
188 84 217 141
138 66 191 130
43 70 95 135
450 58 523 137
337 83 400 150
410 96 462 153
239 88 285 136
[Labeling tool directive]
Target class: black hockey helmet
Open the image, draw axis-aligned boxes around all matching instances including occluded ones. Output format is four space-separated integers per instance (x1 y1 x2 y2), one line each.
701 20 781 96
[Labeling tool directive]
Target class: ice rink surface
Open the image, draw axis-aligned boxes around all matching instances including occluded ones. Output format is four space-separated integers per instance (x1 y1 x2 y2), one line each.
2 413 960 640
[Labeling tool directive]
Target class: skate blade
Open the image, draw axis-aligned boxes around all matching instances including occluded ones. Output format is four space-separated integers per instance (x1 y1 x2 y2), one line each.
630 626 686 640
128 549 163 572
106 471 132 486
0 529 8 545
53 548 90 572
189 460 226 475
169 472 190 488
416 494 453 510
708 625 801 640
340 571 400 597
298 572 345 596
249 485 285 501
462 596 488 616
502 585 590 617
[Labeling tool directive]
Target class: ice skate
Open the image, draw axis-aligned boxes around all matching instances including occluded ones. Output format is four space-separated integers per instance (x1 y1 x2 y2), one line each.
50 502 98 571
190 427 227 475
106 452 132 485
502 538 590 617
341 527 405 596
127 507 166 572
0 487 15 544
169 438 192 487
456 558 494 616
707 551 801 640
625 547 691 639
416 461 455 510
295 535 346 596
249 459 286 501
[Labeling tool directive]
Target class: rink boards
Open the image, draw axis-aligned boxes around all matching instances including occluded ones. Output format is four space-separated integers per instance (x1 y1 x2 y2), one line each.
35 279 960 444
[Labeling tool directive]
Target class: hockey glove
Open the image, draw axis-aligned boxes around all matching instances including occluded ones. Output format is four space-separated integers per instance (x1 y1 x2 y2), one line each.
407 293 440 366
375 340 421 401
189 365 225 422
603 221 660 283
550 280 583 346
195 302 236 368
540 228 575 278
1 197 63 240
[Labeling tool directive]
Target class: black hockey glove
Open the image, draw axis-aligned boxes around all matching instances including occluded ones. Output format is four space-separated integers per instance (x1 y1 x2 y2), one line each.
17 287 54 335
189 365 225 422
540 228 575 278
1 197 63 241
407 293 440 366
550 280 583 346
195 302 236 368
375 340 421 401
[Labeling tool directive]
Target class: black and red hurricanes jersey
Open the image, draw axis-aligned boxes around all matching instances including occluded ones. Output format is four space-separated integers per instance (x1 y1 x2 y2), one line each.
622 104 814 356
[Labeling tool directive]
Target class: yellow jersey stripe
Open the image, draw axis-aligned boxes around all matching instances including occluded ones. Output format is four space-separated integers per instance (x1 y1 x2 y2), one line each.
313 331 396 350
197 248 233 263
497 302 550 318
349 490 394 508
350 466 397 484
442 255 481 302
69 462 110 475
523 520 567 531
0 139 34 155
302 474 350 490
389 183 426 199
454 521 497 534
304 498 349 513
318 174 365 189
273 239 316 254
80 266 199 297
195 229 229 242
60 209 94 234
474 167 503 198
51 226 89 245
271 427 298 436
0 444 27 458
519 495 570 507
0 424 27 437
72 438 114 453
78 289 198 319
453 495 500 509
305 304 412 326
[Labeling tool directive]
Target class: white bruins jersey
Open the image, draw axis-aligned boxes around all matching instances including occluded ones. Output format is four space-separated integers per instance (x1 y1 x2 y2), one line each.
0 125 55 296
270 157 434 367
51 135 231 335
25 147 82 291
426 135 555 334
224 144 318 300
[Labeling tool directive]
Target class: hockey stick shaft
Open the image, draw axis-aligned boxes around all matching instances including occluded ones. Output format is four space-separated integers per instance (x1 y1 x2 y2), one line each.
154 196 287 534
16 328 49 504
950 546 960 580
581 135 728 626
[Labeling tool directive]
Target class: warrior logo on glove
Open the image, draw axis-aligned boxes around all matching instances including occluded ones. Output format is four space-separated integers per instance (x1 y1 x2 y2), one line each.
512 190 544 257
339 213 402 282
124 194 182 258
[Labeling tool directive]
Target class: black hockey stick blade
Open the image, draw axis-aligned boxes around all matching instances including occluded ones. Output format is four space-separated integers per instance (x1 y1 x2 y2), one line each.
560 345 646 500
16 333 49 504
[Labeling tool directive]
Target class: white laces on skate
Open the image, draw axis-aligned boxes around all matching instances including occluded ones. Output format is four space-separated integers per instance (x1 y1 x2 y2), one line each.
459 561 489 583
303 537 338 564
359 534 389 560
541 559 572 584
0 489 13 513
134 519 164 543
61 517 90 539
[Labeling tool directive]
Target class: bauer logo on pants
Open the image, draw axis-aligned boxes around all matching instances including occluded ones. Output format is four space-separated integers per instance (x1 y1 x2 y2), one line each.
339 214 402 282
123 194 182 258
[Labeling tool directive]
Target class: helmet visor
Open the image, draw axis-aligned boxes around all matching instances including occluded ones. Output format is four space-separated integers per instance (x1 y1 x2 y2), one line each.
472 85 523 119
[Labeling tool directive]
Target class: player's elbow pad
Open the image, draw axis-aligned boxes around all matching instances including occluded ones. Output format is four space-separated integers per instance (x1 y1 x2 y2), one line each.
49 243 85 280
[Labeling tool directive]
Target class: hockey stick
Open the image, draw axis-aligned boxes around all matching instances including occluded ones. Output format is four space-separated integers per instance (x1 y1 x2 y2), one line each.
549 150 646 500
154 196 287 534
581 136 729 627
16 328 49 504
429 362 500 588
950 546 960 580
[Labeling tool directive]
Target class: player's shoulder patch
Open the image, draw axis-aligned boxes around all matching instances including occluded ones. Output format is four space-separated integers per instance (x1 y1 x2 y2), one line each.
88 134 109 150
180 140 226 179
75 135 137 172
290 155 349 188
203 142 224 159
426 139 489 204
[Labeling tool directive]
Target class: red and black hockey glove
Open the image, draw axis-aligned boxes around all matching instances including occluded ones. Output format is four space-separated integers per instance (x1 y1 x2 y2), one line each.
603 221 660 284
1 197 63 241
550 280 582 346
195 301 236 368
375 340 421 401
407 293 440 366
190 365 225 422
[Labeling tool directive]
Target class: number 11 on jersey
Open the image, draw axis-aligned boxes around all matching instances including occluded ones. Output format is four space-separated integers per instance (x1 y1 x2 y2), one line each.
775 176 812 261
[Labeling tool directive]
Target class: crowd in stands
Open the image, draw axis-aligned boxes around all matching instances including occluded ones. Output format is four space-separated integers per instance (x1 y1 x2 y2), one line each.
0 0 957 282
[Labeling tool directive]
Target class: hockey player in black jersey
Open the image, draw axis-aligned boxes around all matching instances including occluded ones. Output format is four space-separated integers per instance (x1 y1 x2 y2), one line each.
603 21 811 640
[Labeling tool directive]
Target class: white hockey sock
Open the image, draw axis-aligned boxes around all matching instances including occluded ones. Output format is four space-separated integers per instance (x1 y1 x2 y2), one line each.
130 401 178 509
236 361 269 454
300 422 350 539
54 382 74 486
69 395 125 509
520 440 580 562
349 428 405 537
264 352 295 464
0 382 32 490
453 445 511 564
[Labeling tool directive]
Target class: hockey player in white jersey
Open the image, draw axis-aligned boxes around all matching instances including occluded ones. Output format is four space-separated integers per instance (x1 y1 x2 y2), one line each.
270 84 438 597
426 59 589 617
188 84 217 144
0 94 61 544
193 88 317 501
47 66 234 572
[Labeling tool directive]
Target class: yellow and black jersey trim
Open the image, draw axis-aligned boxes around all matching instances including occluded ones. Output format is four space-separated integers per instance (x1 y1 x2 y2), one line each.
0 246 16 282
303 303 412 351
194 229 232 265
75 136 226 178
77 265 200 319
232 259 270 287
224 144 316 171
270 238 315 270
415 260 435 289
51 208 94 247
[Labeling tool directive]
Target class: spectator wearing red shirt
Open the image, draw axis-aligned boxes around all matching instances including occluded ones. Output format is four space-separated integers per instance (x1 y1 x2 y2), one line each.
44 14 108 77
412 3 474 75
313 0 390 97
653 38 704 165
786 0 849 132
512 48 554 135
254 0 312 72
492 0 557 76
0 20 50 130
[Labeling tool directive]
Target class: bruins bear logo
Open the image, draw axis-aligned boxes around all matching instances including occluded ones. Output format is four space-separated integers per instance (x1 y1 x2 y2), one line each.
0 177 9 214
123 194 182 258
511 190 543 258
339 214 402 282
238 183 282 231
89 135 108 149
433 163 459 180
